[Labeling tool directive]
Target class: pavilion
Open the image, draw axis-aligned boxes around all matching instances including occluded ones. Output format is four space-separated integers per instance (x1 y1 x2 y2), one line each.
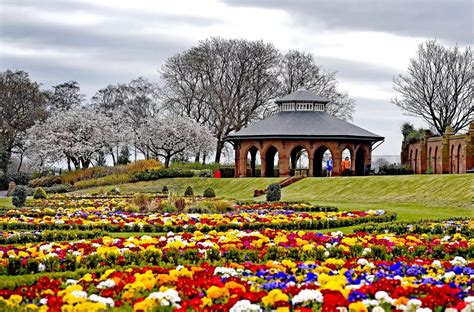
226 89 384 177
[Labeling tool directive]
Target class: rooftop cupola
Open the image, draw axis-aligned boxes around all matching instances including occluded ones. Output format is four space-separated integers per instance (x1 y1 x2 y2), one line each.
275 88 330 112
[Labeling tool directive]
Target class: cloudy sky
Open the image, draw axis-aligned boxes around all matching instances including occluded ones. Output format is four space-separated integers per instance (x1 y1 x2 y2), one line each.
1 0 472 156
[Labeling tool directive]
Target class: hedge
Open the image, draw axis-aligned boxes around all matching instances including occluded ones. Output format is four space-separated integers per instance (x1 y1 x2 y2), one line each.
0 229 106 244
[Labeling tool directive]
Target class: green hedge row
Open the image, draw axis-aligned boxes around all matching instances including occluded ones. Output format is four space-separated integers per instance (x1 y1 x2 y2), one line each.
130 168 195 182
354 218 473 237
0 229 106 244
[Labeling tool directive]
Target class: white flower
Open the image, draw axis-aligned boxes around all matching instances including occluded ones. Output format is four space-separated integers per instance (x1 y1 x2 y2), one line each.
148 289 181 307
407 299 422 307
97 279 116 289
416 308 432 312
214 267 238 277
230 300 262 312
450 256 467 267
431 260 442 268
357 258 369 266
39 244 53 252
443 271 456 280
39 298 48 305
70 290 88 299
89 294 115 307
445 308 458 312
372 306 385 312
375 291 390 302
291 289 323 305
465 296 474 303
362 299 379 307
38 263 45 272
65 279 77 285
362 247 371 256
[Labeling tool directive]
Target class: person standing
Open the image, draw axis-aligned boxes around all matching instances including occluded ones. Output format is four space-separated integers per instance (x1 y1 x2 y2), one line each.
326 156 333 177
341 156 351 176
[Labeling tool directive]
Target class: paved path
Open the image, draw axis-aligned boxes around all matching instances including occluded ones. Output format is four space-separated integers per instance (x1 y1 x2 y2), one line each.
0 190 7 198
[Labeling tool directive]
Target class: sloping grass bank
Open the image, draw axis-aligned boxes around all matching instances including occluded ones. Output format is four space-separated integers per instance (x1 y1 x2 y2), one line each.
74 177 282 199
281 175 473 221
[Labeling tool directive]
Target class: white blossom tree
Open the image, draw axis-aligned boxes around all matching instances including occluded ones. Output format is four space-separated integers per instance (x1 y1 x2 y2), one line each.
138 115 215 167
25 107 118 170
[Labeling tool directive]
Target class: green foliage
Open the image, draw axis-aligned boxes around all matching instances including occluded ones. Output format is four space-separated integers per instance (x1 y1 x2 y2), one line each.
266 183 281 201
131 193 150 210
171 161 220 171
184 186 194 196
117 146 130 165
11 185 27 207
162 185 169 194
174 197 187 211
33 187 48 199
212 200 232 213
377 163 413 175
107 187 121 195
130 168 194 182
73 174 131 189
401 122 424 144
203 187 216 198
29 175 63 188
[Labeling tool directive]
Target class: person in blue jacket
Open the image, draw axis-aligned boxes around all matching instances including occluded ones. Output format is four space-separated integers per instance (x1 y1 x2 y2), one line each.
326 156 333 177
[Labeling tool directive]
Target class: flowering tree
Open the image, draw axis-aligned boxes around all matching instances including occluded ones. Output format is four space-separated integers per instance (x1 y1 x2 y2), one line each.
25 107 118 169
138 115 215 167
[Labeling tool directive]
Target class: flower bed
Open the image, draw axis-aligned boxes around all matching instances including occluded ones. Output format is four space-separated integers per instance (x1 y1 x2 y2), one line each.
234 202 339 212
0 258 472 311
0 208 395 233
0 230 470 275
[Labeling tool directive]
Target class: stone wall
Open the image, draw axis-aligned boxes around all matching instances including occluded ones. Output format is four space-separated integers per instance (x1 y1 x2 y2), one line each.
401 122 474 174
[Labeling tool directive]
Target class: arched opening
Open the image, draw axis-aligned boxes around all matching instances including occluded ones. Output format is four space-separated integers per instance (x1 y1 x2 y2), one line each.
355 147 366 176
246 146 261 177
414 149 419 174
290 146 309 176
265 146 279 177
450 145 455 173
428 147 433 173
341 147 353 176
433 146 438 174
313 146 333 177
457 144 462 174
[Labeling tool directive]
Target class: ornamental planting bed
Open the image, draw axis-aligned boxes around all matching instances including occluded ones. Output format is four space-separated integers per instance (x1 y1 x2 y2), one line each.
0 196 472 311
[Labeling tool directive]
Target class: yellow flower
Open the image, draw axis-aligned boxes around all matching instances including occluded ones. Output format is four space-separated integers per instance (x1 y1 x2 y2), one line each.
261 289 289 307
276 308 290 312
8 294 22 306
201 297 213 308
349 301 368 312
206 286 230 299
81 273 93 282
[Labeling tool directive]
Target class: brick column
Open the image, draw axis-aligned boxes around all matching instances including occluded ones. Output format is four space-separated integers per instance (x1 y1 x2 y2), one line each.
234 145 240 177
333 149 342 176
279 155 290 176
239 148 247 177
308 156 314 177
441 126 454 173
260 154 266 177
466 123 474 171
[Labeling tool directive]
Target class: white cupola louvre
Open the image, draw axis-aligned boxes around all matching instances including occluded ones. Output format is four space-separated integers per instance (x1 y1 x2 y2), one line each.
275 89 329 112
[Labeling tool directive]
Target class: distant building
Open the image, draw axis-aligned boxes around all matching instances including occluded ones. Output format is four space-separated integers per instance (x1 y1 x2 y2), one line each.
226 89 384 177
401 123 474 174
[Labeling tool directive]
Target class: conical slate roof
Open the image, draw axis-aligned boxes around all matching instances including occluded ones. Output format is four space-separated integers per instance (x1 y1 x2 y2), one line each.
276 89 330 103
226 111 383 141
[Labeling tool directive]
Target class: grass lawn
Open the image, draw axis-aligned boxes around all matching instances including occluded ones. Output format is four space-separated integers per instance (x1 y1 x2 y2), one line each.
0 197 13 209
74 177 283 199
277 174 473 222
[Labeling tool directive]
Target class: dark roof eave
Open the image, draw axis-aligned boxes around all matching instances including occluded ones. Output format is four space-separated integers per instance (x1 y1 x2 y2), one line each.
225 134 384 142
275 99 330 104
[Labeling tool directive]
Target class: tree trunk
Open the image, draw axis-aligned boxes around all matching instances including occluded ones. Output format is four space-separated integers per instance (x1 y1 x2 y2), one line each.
110 148 116 166
214 140 225 163
194 153 200 162
164 156 171 168
67 158 72 171
17 153 23 172
202 153 207 165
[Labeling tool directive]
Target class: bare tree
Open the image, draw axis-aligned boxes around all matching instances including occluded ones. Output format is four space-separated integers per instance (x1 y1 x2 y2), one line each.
279 50 355 120
392 40 473 135
0 70 48 173
161 38 280 163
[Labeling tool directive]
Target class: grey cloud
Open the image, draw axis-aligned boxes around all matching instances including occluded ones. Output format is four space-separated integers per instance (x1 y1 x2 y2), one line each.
316 56 396 83
223 0 473 44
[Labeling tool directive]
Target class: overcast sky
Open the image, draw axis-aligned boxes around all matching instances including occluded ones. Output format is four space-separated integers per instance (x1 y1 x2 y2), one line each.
1 0 472 156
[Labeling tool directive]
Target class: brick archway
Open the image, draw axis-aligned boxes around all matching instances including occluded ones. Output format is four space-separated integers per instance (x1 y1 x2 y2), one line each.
263 145 279 177
245 146 261 177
